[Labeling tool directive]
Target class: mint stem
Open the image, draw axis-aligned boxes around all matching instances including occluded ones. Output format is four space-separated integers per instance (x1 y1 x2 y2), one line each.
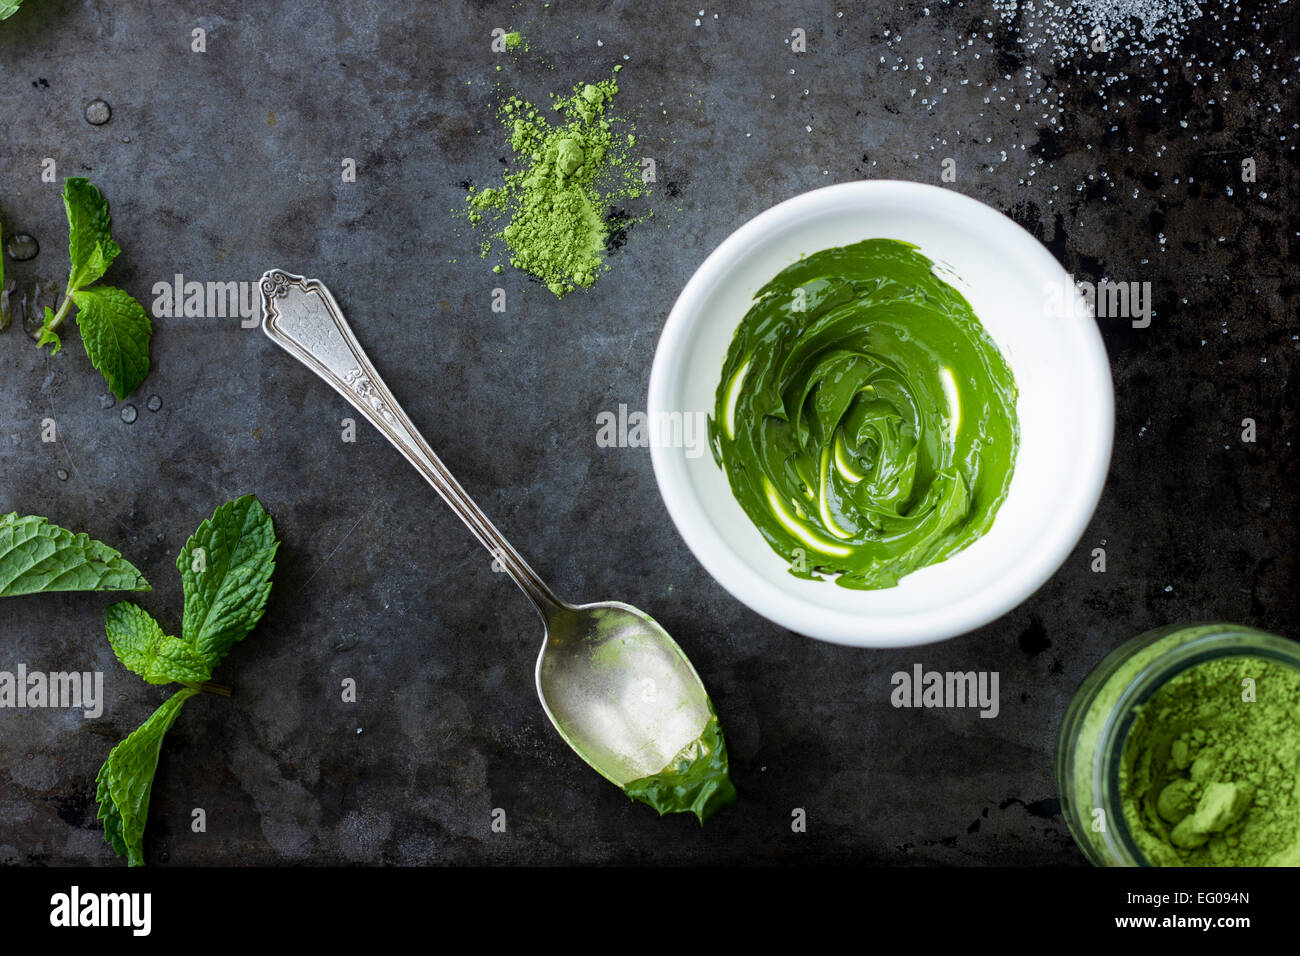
197 681 232 697
46 291 74 332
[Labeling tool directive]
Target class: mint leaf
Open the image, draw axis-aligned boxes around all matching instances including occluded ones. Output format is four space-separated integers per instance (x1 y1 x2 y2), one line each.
0 513 150 597
0 1 25 22
180 495 278 668
76 239 123 293
71 285 152 400
106 602 212 686
95 687 197 866
63 177 120 290
37 306 62 353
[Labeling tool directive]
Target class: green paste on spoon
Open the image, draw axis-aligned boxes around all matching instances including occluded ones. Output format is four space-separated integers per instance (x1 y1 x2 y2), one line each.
620 704 737 824
710 238 1019 590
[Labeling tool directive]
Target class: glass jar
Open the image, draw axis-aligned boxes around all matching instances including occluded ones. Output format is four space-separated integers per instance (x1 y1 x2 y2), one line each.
1056 622 1300 866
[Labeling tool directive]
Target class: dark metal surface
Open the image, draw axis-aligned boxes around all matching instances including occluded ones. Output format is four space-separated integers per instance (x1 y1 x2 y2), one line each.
0 1 1294 865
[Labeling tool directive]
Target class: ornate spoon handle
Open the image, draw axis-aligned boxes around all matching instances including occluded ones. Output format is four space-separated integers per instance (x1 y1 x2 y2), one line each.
258 269 563 619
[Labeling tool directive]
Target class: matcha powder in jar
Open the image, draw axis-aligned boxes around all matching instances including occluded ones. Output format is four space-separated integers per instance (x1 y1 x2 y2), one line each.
1057 623 1300 866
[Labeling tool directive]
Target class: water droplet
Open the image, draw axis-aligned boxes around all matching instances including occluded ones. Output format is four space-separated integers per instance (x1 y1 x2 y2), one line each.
146 394 162 412
21 300 44 341
84 98 111 125
120 404 137 424
99 392 116 409
19 279 61 340
56 468 68 481
4 234 38 261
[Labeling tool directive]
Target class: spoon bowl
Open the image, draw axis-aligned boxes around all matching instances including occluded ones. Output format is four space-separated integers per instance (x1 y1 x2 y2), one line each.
536 601 712 786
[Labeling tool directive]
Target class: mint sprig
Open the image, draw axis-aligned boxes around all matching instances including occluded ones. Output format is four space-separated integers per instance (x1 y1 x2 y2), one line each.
0 513 150 597
39 177 153 400
96 494 279 866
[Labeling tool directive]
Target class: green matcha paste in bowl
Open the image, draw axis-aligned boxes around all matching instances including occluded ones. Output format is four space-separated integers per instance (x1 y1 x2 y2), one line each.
1057 623 1300 867
708 238 1019 590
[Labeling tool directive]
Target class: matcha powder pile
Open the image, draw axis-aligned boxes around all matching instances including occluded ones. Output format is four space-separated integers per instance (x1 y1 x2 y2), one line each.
1120 655 1300 866
464 71 648 296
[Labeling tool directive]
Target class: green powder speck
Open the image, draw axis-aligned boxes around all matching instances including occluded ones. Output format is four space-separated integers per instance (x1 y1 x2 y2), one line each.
1121 655 1300 866
461 74 649 296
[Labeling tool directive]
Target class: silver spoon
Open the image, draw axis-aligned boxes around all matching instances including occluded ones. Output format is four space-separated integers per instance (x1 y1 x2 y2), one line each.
258 269 718 797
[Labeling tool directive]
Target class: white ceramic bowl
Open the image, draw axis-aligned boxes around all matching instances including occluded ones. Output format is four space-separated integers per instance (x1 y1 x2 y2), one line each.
648 181 1113 647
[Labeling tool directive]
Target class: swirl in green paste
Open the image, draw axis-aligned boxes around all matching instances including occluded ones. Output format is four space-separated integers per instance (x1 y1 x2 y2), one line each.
709 239 1019 590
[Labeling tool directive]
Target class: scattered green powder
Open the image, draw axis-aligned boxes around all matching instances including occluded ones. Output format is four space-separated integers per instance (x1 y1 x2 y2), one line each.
1120 655 1300 866
503 30 525 52
463 72 649 296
